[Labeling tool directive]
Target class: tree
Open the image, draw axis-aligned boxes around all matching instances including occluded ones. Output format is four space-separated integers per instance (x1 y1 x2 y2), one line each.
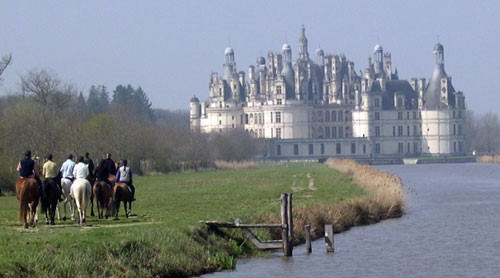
21 69 61 106
112 84 154 120
0 54 12 82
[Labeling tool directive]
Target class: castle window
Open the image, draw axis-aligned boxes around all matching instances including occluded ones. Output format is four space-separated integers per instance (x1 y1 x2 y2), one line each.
453 124 456 135
406 112 410 119
459 141 463 152
398 126 403 137
219 88 222 97
458 110 462 118
398 112 403 120
397 98 403 108
351 143 356 154
363 144 366 154
336 143 341 154
332 127 337 138
374 98 380 108
453 110 456 118
277 144 281 156
338 111 343 121
375 143 381 154
413 125 417 136
407 126 410 136
271 112 273 123
453 141 457 152
232 115 234 120
276 112 281 123
325 127 330 138
232 124 234 128
325 111 330 122
277 86 282 95
309 144 314 155
375 112 380 120
375 126 380 137
414 142 418 153
338 127 344 138
407 143 411 153
321 143 325 155
294 144 299 155
318 111 323 122
245 114 249 124
276 127 282 139
219 120 222 125
413 111 417 119
240 115 243 125
332 111 337 122
393 126 396 137
458 124 462 135
398 143 404 154
345 111 349 121
277 99 282 105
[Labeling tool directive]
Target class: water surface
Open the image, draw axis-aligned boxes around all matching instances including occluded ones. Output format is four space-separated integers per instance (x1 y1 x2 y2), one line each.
203 163 500 277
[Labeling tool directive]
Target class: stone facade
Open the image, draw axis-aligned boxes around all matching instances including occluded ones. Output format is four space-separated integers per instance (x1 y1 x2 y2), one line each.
190 26 466 159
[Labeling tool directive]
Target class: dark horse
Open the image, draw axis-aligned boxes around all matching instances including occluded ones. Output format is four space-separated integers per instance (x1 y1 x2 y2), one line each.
41 173 62 225
86 173 96 217
93 180 113 219
16 178 40 228
112 182 132 218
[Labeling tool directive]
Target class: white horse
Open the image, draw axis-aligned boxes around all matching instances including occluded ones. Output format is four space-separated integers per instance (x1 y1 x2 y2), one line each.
58 178 75 221
71 178 92 225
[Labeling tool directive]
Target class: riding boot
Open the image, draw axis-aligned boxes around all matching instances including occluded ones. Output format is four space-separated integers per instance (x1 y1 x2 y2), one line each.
130 184 136 201
57 183 64 202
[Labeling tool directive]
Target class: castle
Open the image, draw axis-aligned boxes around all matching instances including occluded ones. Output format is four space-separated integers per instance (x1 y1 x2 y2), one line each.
190 26 466 159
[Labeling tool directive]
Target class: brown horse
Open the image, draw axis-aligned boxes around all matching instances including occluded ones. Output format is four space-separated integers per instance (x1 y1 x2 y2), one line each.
93 180 113 219
41 173 62 225
16 178 40 228
86 173 96 217
112 182 133 218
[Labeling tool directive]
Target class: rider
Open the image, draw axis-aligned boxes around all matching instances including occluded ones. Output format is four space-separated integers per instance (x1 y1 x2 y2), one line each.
83 152 95 177
73 156 89 180
95 159 113 189
115 159 135 201
16 150 42 196
60 154 75 183
103 153 116 178
42 154 62 201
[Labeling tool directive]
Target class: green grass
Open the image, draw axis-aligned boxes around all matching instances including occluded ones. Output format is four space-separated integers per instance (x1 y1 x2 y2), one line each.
0 163 364 277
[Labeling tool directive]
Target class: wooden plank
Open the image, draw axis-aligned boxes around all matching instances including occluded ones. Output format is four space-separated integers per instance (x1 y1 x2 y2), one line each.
204 221 283 229
241 228 282 250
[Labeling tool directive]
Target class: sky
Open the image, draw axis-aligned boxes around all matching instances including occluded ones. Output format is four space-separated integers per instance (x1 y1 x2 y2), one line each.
1 1 499 113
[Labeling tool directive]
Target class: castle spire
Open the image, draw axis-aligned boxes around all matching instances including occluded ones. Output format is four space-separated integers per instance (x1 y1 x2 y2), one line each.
298 25 309 60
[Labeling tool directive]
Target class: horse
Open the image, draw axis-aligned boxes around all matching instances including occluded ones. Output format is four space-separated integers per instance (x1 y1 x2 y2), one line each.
93 180 113 219
71 178 92 225
16 178 40 228
112 182 133 218
59 177 75 221
41 173 62 225
86 174 96 217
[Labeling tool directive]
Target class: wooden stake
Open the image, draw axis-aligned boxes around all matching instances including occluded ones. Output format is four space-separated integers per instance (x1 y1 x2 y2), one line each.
287 193 294 246
305 224 312 254
281 194 292 256
325 224 334 252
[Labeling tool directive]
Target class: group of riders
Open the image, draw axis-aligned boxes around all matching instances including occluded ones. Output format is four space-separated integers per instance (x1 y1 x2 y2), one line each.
17 150 136 203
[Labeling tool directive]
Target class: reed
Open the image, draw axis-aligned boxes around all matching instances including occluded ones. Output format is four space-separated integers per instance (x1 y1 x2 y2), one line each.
476 155 500 163
214 160 259 170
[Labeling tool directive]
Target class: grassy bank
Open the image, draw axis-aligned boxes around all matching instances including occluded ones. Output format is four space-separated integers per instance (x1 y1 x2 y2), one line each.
0 161 403 277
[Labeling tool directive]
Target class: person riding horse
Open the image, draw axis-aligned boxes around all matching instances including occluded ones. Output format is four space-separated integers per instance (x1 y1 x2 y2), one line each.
103 153 116 177
115 159 135 201
73 156 89 180
16 150 42 197
42 154 62 201
84 152 95 178
60 154 76 183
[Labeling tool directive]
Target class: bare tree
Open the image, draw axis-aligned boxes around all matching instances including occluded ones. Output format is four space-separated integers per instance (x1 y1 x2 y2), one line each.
0 53 12 81
21 68 61 106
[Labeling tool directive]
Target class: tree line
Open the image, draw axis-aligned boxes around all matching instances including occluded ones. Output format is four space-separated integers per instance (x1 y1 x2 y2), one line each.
0 67 257 192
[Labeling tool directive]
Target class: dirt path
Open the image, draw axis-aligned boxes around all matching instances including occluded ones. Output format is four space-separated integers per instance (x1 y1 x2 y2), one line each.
306 173 317 191
291 174 305 192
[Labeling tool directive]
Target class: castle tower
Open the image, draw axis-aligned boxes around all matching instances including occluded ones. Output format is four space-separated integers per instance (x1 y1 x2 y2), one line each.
315 48 324 66
373 44 384 77
298 25 309 60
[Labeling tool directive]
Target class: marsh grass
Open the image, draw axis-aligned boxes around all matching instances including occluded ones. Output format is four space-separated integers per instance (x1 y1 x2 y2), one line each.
214 160 259 170
476 155 500 163
0 161 403 277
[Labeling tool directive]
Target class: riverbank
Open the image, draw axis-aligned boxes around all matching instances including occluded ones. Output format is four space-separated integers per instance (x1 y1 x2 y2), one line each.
0 161 403 277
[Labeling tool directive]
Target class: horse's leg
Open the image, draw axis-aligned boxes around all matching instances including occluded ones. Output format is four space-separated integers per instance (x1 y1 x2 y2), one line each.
71 199 76 221
62 200 67 221
124 201 129 218
56 202 60 221
90 193 95 217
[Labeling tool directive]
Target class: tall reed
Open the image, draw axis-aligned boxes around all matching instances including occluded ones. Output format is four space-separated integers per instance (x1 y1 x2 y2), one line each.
214 160 259 170
476 155 500 163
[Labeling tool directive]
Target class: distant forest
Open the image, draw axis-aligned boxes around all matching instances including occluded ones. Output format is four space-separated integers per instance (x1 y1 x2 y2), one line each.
0 63 258 191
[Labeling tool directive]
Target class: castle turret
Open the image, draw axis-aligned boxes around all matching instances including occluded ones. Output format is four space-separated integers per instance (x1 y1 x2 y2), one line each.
189 96 201 131
298 25 309 60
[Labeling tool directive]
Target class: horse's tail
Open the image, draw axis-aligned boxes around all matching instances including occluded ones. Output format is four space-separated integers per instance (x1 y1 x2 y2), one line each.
19 181 28 221
80 182 90 213
95 183 103 208
114 186 122 210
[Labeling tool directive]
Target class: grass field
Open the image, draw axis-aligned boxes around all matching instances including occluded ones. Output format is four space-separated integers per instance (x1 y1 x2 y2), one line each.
0 162 376 277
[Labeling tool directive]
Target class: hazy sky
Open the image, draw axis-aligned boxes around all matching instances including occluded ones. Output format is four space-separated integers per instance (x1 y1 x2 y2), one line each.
1 1 499 113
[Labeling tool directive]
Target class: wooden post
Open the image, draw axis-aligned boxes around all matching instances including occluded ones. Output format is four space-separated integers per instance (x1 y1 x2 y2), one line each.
305 224 312 254
287 193 294 247
325 224 334 252
281 194 292 256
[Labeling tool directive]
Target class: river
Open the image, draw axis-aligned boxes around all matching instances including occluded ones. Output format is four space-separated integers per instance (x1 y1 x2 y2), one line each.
203 163 500 277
